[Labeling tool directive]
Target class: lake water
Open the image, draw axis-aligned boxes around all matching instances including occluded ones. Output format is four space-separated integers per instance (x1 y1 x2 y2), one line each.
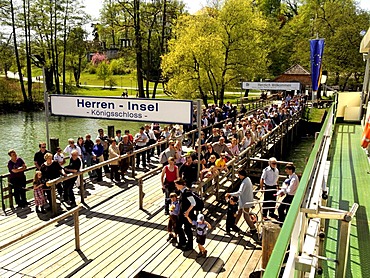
0 111 143 175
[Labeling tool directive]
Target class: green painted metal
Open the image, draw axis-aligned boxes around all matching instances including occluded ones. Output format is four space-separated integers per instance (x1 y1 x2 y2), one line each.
323 124 370 278
264 105 335 277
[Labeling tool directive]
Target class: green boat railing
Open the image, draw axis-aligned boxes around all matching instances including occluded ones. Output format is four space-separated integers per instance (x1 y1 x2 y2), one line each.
264 94 358 277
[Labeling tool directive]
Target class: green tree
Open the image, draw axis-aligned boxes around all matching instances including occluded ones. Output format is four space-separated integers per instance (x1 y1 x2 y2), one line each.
98 0 185 98
10 0 28 105
97 61 112 88
162 0 268 106
287 0 370 90
28 0 88 93
66 27 88 87
0 35 15 78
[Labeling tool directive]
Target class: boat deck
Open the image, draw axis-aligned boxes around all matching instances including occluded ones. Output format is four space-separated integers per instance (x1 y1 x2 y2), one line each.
0 167 262 277
324 123 370 277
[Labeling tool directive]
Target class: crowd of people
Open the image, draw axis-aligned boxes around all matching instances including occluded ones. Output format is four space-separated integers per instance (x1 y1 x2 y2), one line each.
7 94 303 255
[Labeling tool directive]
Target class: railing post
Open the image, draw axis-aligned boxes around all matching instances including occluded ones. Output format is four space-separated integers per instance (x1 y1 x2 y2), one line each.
336 204 358 278
74 209 80 251
262 222 281 271
131 153 136 177
281 123 285 158
79 174 85 204
8 179 14 209
215 175 220 200
138 178 143 209
0 177 5 212
108 125 115 138
51 184 57 217
231 162 235 183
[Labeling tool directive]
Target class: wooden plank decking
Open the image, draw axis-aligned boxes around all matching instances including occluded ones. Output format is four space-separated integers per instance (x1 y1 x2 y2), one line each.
0 167 262 277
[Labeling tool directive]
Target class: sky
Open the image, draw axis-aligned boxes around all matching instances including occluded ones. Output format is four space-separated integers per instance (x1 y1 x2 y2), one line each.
83 0 370 20
83 0 207 20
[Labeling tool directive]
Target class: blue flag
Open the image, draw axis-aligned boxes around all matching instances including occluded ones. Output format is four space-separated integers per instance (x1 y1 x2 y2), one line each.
310 39 325 92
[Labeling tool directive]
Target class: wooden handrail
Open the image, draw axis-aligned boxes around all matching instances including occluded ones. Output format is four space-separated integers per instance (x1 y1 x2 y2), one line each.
0 205 82 251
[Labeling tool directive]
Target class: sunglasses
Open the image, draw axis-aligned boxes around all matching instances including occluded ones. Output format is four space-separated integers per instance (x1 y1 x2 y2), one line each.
41 146 46 148
271 162 277 165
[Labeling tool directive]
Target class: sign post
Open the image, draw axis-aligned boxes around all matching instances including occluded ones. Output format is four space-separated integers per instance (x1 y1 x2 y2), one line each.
241 82 301 91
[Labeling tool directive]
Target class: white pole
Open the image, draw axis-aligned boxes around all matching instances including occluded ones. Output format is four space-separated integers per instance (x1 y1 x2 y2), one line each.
196 99 202 182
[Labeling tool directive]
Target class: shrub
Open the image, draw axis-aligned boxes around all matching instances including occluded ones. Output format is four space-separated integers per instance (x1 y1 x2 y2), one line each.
91 52 108 66
87 64 97 74
109 58 132 75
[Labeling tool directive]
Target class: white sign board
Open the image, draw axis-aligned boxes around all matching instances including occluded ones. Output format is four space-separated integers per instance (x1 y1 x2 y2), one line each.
242 82 301 91
50 95 193 124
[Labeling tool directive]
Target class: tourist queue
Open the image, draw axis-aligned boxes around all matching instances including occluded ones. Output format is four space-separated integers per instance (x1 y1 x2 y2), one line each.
7 95 302 256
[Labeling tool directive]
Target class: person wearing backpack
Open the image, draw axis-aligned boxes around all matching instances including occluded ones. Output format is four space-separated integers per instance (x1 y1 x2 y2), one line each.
159 140 177 166
175 178 196 251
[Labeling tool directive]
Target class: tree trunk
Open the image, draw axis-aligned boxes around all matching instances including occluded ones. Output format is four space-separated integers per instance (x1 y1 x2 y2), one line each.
10 0 28 105
335 72 340 86
152 0 167 98
53 0 60 94
146 79 150 98
201 90 208 108
152 81 159 98
23 0 33 102
342 73 352 92
145 13 156 98
74 57 82 87
109 0 115 46
160 0 167 54
134 0 145 98
62 1 70 94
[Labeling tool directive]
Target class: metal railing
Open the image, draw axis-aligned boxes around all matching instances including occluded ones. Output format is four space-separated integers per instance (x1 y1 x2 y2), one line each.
263 104 336 277
264 96 357 277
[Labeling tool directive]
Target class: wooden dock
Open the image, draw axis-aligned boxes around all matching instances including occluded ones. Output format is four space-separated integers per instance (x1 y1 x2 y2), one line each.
0 167 262 277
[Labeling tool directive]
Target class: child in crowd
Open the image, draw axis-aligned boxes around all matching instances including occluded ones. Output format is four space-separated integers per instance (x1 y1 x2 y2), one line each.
33 171 46 214
53 147 65 165
225 195 241 235
186 213 212 258
215 152 228 172
167 193 180 242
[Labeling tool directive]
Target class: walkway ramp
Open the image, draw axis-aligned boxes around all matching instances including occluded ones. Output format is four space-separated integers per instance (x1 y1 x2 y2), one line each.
0 170 262 277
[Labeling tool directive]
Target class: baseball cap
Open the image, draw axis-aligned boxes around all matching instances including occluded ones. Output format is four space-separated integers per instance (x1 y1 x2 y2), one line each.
197 214 204 223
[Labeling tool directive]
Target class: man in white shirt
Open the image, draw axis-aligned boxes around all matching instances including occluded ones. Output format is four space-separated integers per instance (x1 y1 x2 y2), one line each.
63 138 82 158
144 124 157 163
277 163 299 222
134 127 148 168
260 157 279 220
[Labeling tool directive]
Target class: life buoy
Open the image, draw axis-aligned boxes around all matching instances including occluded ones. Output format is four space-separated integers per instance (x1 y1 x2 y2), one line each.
361 115 370 148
